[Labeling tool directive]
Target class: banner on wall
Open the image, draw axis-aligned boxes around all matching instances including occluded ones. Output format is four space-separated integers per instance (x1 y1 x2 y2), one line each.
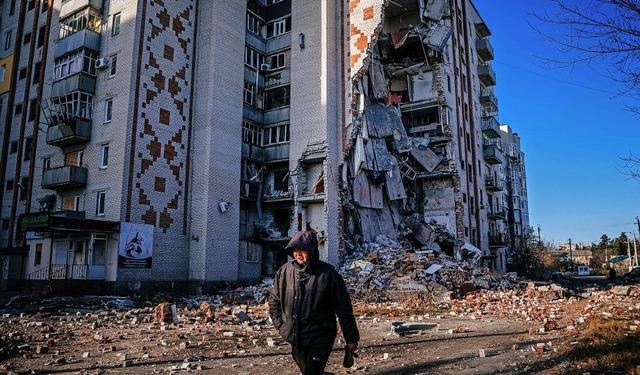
118 222 154 268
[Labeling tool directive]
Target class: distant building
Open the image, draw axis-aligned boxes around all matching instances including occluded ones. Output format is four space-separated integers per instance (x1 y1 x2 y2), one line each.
0 0 530 292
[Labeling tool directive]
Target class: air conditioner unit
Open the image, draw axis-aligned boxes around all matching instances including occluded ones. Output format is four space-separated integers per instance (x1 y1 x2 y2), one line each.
260 63 271 71
95 58 109 70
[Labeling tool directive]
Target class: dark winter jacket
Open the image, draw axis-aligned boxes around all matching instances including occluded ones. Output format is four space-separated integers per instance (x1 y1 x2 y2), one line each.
268 231 360 349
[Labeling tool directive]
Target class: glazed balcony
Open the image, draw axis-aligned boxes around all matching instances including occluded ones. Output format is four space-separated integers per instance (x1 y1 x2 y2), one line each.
59 0 102 18
51 73 96 98
481 115 500 138
485 176 504 192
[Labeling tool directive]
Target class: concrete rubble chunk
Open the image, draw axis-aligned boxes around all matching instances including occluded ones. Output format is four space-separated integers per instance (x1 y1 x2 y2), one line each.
391 322 438 335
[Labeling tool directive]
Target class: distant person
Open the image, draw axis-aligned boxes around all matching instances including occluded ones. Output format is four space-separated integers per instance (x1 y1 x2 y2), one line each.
609 267 617 284
268 230 360 375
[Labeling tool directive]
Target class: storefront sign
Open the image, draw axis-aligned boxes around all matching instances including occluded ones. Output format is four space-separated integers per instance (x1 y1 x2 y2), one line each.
18 213 51 232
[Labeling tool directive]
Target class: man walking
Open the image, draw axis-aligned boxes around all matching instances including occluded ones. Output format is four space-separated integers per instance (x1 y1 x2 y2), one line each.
268 231 360 374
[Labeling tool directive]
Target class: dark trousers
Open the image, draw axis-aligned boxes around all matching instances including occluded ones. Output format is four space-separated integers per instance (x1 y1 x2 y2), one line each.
291 345 332 375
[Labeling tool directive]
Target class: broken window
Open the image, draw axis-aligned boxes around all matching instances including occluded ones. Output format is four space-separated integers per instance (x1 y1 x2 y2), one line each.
245 47 263 70
270 53 285 69
59 8 102 39
243 81 255 105
265 86 289 109
242 120 262 146
273 169 289 192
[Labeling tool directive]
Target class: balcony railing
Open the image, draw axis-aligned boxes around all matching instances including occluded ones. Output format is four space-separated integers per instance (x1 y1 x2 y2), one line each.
489 232 508 247
42 165 88 190
46 117 92 147
485 176 504 192
479 88 498 110
481 115 500 138
487 205 507 220
476 38 494 61
51 73 96 98
483 144 504 165
477 64 496 87
54 29 101 58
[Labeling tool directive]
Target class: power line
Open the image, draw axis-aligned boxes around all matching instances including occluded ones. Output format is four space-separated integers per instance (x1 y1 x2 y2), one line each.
493 60 619 95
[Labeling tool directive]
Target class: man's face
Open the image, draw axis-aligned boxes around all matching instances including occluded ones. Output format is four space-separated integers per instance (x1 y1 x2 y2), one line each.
293 249 310 265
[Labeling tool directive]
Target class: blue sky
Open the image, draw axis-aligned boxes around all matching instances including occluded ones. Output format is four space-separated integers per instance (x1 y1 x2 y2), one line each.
473 0 640 246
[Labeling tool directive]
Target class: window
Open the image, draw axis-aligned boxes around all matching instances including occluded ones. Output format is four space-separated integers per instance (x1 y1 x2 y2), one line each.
41 0 49 13
273 170 289 192
5 30 12 50
23 32 31 45
267 17 290 38
245 242 258 262
18 68 27 80
19 177 27 200
1 219 9 230
24 137 32 160
104 99 113 122
9 141 17 154
262 123 289 146
63 195 80 211
96 191 105 216
53 50 97 81
265 86 289 109
270 53 285 69
34 243 42 266
37 25 45 47
9 0 16 15
242 120 262 146
43 157 50 170
28 0 35 11
246 12 263 35
51 91 93 118
59 8 102 39
243 82 255 106
28 98 37 122
267 0 284 5
111 13 121 35
5 179 13 191
108 54 117 77
32 62 41 84
244 47 263 70
99 144 109 168
66 150 83 166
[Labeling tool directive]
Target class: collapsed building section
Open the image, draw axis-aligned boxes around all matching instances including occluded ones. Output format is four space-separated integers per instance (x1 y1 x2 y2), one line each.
343 0 516 270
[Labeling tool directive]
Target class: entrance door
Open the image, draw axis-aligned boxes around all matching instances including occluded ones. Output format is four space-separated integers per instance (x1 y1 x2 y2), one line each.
87 234 106 280
53 241 68 279
68 240 87 279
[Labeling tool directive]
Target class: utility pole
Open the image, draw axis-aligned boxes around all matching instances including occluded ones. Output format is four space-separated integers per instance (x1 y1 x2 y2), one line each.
568 238 573 272
633 230 638 268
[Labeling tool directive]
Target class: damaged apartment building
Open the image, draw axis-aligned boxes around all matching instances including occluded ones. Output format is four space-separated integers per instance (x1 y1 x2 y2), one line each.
0 0 528 293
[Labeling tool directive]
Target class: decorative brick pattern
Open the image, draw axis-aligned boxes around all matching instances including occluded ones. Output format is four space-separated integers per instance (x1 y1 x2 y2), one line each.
130 0 195 234
349 0 385 77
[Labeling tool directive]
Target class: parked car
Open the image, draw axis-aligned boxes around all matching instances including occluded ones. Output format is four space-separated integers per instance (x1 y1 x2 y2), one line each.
621 267 640 283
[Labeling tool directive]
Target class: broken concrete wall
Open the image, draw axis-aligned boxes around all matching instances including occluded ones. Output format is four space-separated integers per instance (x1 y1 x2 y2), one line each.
344 0 476 265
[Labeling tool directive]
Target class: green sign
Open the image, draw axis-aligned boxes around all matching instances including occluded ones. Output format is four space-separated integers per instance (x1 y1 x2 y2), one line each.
19 213 51 232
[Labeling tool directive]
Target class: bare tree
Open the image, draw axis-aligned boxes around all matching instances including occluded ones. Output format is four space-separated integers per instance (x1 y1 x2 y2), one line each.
529 0 640 179
618 152 640 182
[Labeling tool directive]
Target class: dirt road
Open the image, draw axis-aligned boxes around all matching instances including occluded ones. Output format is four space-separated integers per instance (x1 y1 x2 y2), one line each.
1 284 638 375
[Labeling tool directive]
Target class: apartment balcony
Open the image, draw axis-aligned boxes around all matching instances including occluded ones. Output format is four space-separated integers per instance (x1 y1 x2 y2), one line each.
475 21 491 39
489 232 508 247
241 142 264 161
481 115 500 138
51 73 96 98
60 0 102 18
477 64 496 87
485 176 504 192
479 88 498 110
506 143 519 159
487 205 507 220
483 144 504 165
46 117 91 147
476 38 494 61
54 29 101 59
264 143 290 163
42 165 88 190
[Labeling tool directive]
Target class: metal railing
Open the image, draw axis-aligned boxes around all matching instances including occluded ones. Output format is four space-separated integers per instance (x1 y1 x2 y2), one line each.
28 264 89 280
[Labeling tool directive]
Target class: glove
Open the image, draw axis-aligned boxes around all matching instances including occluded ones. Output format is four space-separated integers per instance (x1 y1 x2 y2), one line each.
343 345 359 368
